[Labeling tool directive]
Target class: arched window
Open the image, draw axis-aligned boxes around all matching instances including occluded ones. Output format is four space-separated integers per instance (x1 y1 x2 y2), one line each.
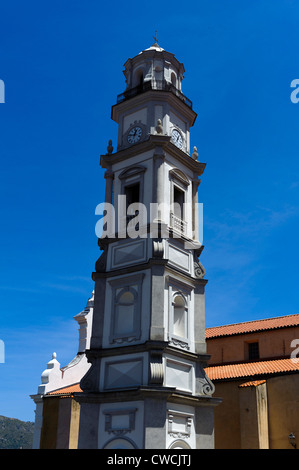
168 281 191 349
103 437 137 449
108 273 144 344
133 68 144 88
168 439 191 449
173 293 187 338
171 72 177 88
173 185 184 220
169 168 190 235
138 72 143 87
114 287 137 337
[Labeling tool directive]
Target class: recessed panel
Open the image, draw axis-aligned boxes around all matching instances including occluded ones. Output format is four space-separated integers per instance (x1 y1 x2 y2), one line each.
168 244 191 272
104 359 143 390
111 239 147 269
165 358 192 392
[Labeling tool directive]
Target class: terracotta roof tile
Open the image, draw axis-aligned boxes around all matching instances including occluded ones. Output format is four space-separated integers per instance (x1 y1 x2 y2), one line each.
238 380 266 388
205 358 299 381
47 383 82 396
206 314 299 339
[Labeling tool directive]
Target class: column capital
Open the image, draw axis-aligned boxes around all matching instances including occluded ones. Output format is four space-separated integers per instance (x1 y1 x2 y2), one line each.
104 170 114 179
153 147 166 161
192 178 201 188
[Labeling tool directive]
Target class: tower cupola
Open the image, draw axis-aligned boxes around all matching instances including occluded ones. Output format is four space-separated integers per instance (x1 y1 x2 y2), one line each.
123 37 185 92
112 38 196 154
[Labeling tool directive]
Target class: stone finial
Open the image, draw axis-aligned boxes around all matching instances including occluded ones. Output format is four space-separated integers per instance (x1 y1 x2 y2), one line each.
107 139 113 154
37 352 61 394
156 119 163 134
192 146 199 160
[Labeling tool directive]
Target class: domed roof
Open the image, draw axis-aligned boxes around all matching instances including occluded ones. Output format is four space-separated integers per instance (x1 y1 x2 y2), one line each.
141 42 164 53
139 32 165 54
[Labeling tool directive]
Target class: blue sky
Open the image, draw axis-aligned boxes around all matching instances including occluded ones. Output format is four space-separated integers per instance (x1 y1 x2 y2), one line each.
0 0 298 422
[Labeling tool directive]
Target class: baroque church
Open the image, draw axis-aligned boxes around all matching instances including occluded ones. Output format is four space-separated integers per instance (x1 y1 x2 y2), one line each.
31 38 222 449
30 39 299 451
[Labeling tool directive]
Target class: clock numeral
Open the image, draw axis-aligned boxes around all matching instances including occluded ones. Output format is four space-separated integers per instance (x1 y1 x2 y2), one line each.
172 129 183 149
127 126 142 144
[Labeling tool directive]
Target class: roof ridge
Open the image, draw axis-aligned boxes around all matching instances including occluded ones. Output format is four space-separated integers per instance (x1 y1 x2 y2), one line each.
206 313 299 331
205 357 299 381
206 357 295 368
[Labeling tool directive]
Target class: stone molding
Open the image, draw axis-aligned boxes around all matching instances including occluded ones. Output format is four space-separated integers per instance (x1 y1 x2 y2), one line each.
104 407 137 436
100 134 205 175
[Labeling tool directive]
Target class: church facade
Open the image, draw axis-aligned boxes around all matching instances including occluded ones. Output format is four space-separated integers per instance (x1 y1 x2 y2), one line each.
31 40 220 449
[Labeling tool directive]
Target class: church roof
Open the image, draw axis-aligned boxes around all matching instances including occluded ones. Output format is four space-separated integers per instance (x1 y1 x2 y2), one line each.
142 43 164 53
47 383 82 397
206 314 299 339
205 358 299 382
238 380 266 388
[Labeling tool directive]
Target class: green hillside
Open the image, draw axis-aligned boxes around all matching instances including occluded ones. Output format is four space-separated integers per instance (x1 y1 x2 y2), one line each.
0 415 34 449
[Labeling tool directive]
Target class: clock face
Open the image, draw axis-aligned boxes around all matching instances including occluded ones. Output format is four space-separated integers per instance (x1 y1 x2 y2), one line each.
127 126 143 144
171 129 183 149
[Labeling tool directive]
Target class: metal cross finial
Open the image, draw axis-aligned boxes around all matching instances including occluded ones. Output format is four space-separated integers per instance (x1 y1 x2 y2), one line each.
153 30 158 45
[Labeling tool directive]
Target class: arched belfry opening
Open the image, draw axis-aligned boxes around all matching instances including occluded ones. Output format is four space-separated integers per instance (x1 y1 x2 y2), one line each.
171 72 177 88
133 68 144 89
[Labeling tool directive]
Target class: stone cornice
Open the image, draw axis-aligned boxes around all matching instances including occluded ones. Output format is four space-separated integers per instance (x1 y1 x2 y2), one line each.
100 134 206 176
85 340 211 363
92 256 208 286
73 387 221 408
111 88 197 125
97 224 205 250
92 257 167 280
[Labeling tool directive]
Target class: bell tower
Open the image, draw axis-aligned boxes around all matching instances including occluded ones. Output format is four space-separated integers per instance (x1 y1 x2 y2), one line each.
76 39 220 449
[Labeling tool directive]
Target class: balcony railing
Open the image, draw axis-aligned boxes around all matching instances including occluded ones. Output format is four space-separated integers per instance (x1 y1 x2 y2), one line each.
117 80 193 109
170 212 187 235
